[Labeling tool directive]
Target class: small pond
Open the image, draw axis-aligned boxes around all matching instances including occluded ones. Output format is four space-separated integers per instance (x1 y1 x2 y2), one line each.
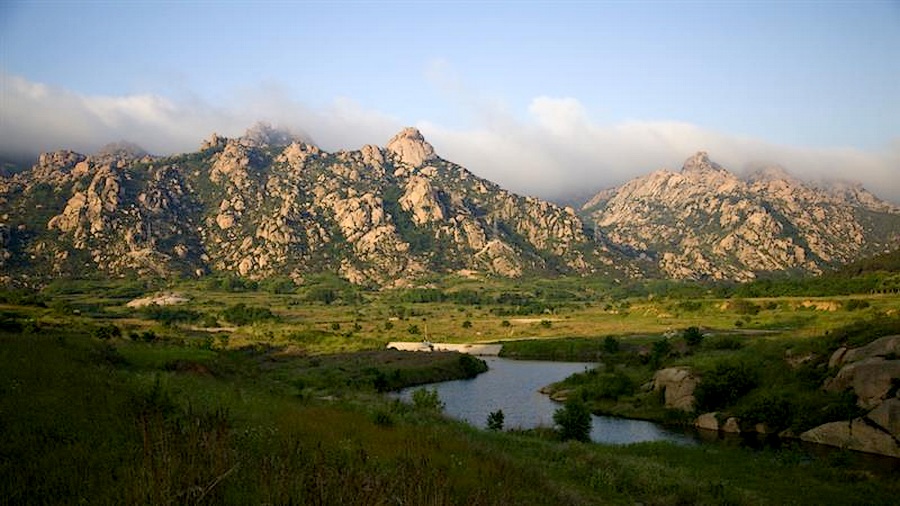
397 357 697 445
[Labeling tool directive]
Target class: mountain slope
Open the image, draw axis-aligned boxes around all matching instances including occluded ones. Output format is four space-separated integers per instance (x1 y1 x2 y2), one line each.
0 127 628 286
582 152 900 281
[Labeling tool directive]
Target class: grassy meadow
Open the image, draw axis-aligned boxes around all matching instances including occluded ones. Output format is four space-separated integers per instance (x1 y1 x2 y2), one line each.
2 274 900 504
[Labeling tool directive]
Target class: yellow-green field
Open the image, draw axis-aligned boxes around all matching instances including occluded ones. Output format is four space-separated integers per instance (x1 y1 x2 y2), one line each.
24 278 900 355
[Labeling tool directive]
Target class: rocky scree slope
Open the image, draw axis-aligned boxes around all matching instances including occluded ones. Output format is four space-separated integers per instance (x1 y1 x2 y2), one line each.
0 127 627 286
582 152 900 281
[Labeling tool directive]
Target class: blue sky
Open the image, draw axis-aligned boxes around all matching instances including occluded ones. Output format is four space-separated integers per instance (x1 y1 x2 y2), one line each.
1 1 899 201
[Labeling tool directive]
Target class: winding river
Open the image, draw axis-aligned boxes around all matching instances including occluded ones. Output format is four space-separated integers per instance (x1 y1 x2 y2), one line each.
397 357 697 445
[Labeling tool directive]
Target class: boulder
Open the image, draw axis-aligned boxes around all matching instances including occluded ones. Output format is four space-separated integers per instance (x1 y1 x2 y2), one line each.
722 417 741 433
828 346 848 368
652 366 698 411
386 127 436 167
695 412 719 431
800 419 900 458
825 358 900 409
840 335 900 365
866 398 900 438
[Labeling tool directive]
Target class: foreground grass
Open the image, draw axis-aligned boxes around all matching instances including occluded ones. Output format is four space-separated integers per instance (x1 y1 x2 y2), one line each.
2 326 900 505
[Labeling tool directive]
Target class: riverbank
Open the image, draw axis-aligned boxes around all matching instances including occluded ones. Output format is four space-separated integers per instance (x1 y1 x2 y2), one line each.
6 326 900 504
523 317 900 458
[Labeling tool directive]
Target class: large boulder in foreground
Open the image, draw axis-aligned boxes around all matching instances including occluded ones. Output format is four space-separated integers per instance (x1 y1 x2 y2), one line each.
652 367 698 411
806 336 900 457
825 358 900 409
866 398 900 439
800 419 900 458
829 335 900 367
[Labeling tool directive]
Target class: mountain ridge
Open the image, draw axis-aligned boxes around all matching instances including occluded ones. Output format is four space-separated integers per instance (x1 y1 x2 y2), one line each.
1 127 898 286
582 151 900 281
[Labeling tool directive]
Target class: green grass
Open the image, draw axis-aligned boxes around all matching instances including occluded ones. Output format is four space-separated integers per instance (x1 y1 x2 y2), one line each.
3 279 900 503
3 320 900 505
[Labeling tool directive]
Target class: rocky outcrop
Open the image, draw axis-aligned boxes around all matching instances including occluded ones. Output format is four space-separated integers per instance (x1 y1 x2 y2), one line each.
4 133 897 286
866 398 900 439
800 419 900 458
1 126 622 285
803 337 900 457
386 127 435 168
834 335 900 366
825 358 900 409
826 335 900 409
652 367 698 411
583 152 900 281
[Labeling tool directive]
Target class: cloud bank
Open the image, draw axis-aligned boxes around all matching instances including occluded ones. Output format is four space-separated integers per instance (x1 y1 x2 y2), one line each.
2 73 898 204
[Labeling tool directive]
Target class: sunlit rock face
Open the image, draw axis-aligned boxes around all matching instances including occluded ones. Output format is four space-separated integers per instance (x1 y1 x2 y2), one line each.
583 152 900 281
1 127 629 285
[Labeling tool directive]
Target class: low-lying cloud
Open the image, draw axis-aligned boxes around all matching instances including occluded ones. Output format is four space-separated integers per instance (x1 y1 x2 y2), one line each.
2 72 898 204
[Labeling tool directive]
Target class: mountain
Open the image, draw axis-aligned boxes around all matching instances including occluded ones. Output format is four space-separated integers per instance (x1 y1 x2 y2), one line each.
0 127 630 287
3 132 898 287
582 152 900 281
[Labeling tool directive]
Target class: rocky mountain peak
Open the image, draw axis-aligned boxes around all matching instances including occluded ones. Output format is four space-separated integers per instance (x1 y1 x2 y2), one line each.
744 165 795 184
240 122 310 148
386 127 436 167
95 141 149 161
681 151 726 175
583 151 900 281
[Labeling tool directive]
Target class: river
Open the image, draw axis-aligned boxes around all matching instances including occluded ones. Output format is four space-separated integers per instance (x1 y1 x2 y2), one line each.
397 357 697 445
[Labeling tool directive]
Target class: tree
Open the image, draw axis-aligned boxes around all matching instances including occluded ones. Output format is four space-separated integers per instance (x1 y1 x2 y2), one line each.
487 409 505 431
603 336 620 354
682 326 704 347
411 388 444 412
553 398 591 442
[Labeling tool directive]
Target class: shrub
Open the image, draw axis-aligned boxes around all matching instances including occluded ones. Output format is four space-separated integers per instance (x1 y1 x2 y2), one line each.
462 320 473 329
500 320 511 328
736 392 794 430
458 354 488 377
487 409 505 431
93 324 121 340
581 371 636 401
540 320 552 328
695 360 759 411
602 336 620 354
140 305 201 326
844 299 870 311
553 398 591 442
411 388 444 412
682 326 704 347
729 299 761 315
705 335 744 350
220 303 276 326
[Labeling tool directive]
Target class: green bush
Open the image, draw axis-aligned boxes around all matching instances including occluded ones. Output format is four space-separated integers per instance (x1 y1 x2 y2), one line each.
92 324 121 340
603 336 620 354
487 409 505 431
736 392 794 430
704 335 744 350
140 305 201 326
411 388 444 412
457 354 488 377
553 398 591 442
582 371 636 401
682 326 704 347
729 299 761 315
220 303 276 326
695 360 759 411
